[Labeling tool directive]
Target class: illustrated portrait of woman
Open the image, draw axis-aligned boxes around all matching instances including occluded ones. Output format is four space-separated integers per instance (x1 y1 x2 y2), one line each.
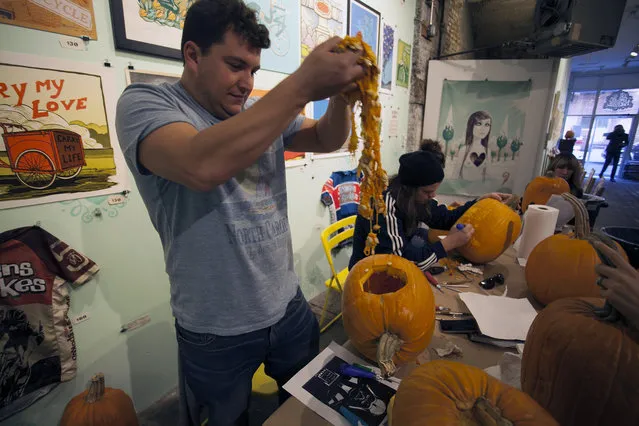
459 110 492 182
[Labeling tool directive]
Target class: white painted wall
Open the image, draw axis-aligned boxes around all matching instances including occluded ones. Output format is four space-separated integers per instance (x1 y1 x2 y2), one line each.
422 59 555 198
0 0 416 422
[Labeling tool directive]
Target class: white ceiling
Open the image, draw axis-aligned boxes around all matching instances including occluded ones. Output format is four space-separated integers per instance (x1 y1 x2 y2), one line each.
572 0 639 71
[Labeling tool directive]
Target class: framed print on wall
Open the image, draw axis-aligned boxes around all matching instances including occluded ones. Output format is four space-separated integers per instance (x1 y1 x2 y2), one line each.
347 0 381 61
109 0 195 60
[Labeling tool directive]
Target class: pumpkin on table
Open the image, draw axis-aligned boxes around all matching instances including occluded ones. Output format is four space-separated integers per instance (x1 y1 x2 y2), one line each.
61 373 138 426
521 171 569 213
525 193 627 305
521 297 639 426
342 254 435 377
389 360 559 426
454 196 522 264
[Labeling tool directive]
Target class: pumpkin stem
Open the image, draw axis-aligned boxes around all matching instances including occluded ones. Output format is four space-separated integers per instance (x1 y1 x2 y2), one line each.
376 332 403 378
472 397 514 426
561 193 589 238
85 373 106 404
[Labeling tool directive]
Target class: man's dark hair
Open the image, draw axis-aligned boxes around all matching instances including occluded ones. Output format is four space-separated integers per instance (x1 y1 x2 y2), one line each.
181 0 270 61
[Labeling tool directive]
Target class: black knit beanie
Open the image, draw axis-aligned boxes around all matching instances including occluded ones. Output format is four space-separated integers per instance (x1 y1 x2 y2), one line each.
398 151 445 187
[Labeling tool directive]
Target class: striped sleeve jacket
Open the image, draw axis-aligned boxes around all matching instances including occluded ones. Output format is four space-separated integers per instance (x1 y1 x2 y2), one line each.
349 191 476 271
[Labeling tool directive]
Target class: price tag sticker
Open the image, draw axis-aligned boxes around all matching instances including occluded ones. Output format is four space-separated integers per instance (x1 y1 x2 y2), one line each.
59 35 87 51
108 194 126 205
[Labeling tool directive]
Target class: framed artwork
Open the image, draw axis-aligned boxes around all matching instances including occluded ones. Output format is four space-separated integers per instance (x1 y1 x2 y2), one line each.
300 0 348 61
347 0 381 60
109 0 195 60
125 68 181 86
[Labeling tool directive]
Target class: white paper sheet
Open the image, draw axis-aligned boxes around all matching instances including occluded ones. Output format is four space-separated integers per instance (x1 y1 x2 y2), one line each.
283 342 399 426
459 293 538 341
546 195 576 230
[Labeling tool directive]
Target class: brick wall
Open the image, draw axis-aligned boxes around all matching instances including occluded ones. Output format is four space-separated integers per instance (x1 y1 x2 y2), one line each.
406 0 473 151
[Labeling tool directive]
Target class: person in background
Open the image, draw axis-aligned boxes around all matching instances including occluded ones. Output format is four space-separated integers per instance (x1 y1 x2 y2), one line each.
600 124 630 182
557 130 577 155
349 140 511 272
115 0 366 425
547 153 584 198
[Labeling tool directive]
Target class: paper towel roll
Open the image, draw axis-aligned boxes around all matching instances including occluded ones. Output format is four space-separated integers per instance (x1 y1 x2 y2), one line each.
516 205 559 260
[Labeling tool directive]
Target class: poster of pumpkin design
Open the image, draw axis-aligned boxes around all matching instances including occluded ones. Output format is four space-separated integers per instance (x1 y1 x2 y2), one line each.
0 52 128 210
0 0 97 39
436 80 532 196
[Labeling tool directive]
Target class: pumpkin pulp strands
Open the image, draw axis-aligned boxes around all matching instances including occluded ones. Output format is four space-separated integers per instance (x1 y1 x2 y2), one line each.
336 33 386 256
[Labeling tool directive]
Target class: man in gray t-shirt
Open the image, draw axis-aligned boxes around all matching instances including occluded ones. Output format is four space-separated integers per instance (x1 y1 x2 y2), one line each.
115 1 364 425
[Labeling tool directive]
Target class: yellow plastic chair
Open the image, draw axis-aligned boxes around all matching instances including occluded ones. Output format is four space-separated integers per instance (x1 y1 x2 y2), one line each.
251 363 278 395
319 215 357 333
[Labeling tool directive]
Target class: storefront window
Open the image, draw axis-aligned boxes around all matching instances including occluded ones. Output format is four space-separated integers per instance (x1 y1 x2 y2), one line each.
566 91 597 115
563 116 592 160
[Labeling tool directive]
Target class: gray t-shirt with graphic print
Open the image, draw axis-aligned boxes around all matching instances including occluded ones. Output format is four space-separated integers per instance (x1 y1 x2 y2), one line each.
115 81 305 336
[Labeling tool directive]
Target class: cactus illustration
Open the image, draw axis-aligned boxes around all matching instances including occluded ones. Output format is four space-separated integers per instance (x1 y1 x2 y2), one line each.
510 138 523 159
442 125 454 156
496 135 508 161
449 149 456 162
491 151 497 162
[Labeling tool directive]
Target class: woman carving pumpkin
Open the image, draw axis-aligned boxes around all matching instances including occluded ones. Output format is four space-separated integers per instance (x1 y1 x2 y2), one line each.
349 141 510 272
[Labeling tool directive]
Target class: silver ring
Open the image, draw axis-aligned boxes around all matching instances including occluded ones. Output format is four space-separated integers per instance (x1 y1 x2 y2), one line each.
596 276 606 288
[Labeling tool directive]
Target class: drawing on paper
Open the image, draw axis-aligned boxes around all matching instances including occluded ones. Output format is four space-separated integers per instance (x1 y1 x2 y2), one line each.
300 0 347 61
0 0 97 39
348 0 380 60
381 23 394 92
0 60 127 209
302 356 395 426
436 80 532 196
246 0 300 74
125 69 180 86
396 39 410 88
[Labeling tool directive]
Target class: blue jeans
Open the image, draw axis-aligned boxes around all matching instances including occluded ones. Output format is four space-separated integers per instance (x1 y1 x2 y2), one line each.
176 287 319 426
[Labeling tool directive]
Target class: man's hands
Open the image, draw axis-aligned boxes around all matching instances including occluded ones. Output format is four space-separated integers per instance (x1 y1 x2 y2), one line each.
442 223 475 253
594 242 639 329
291 37 366 103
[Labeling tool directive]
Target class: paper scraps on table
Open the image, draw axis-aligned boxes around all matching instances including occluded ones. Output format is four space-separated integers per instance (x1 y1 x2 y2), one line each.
434 342 463 358
459 293 538 341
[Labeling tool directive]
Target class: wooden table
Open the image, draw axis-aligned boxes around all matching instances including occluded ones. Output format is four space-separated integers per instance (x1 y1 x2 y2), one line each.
264 249 534 426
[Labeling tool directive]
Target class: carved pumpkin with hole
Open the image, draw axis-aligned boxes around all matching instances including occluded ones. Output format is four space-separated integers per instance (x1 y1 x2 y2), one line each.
522 298 639 426
342 254 435 377
61 373 139 426
454 197 522 264
389 360 559 426
526 193 627 305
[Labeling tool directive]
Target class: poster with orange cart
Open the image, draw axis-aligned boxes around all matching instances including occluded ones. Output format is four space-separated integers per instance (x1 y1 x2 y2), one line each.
0 52 128 210
0 0 97 40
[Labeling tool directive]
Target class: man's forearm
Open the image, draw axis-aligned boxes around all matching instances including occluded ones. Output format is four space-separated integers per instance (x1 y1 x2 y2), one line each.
315 95 352 152
188 77 307 185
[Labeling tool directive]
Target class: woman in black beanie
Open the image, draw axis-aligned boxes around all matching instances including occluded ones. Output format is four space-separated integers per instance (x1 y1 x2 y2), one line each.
349 140 510 271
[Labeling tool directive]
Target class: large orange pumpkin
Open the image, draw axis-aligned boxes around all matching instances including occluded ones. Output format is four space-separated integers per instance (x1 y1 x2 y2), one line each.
522 298 639 426
454 197 522 264
61 373 139 426
526 193 627 305
342 254 435 377
390 360 558 426
521 172 570 213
